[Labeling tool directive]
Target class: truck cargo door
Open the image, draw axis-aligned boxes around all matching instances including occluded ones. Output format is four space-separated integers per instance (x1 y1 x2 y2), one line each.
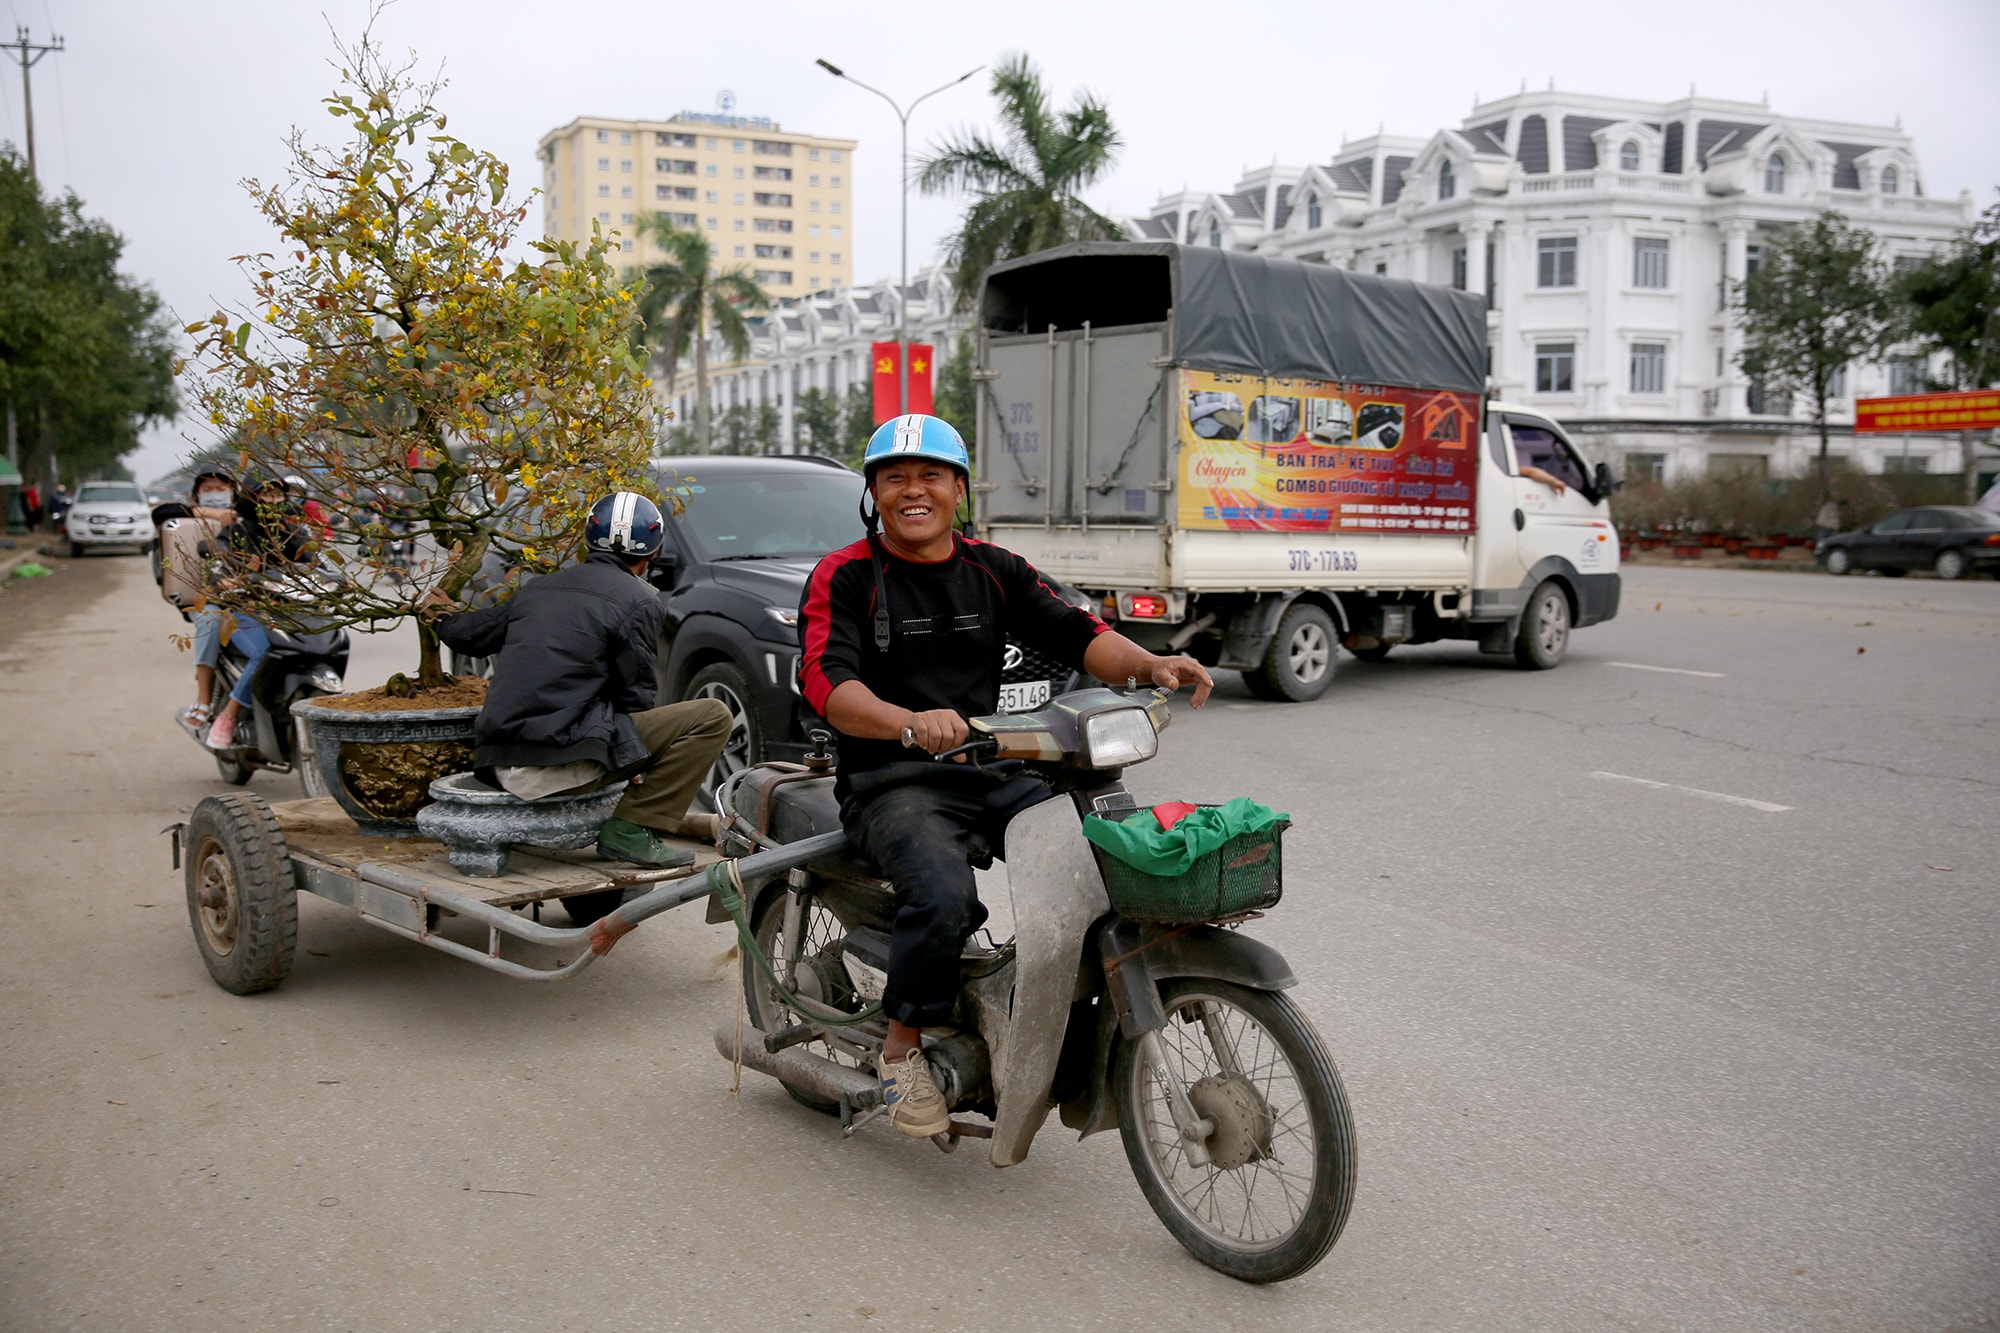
980 332 1072 523
1077 324 1172 523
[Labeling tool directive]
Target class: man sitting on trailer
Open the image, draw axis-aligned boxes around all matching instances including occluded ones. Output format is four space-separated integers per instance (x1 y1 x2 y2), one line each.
428 491 731 870
797 414 1214 1139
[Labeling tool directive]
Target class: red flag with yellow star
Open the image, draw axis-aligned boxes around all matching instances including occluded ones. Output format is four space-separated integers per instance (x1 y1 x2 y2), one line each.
870 341 935 424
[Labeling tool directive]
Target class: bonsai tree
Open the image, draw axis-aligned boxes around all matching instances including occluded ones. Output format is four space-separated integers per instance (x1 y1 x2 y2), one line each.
181 31 658 692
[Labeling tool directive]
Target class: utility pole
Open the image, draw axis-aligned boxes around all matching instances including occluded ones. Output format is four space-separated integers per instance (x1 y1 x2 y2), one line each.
4 26 64 182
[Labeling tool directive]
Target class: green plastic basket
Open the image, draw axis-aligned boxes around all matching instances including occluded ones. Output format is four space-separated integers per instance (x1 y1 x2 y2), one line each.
1099 819 1289 924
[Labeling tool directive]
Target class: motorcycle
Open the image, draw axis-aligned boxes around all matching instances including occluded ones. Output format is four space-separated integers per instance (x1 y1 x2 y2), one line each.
710 686 1356 1283
179 588 350 795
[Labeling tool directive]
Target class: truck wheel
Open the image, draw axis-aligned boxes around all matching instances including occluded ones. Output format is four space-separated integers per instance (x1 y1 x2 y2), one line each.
687 661 762 798
1252 604 1336 702
183 792 298 994
1514 581 1571 670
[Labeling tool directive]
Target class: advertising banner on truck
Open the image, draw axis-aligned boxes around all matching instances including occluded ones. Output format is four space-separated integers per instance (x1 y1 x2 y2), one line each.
1175 369 1480 535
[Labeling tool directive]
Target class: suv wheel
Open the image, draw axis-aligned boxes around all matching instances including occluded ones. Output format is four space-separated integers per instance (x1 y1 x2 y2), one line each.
687 661 762 801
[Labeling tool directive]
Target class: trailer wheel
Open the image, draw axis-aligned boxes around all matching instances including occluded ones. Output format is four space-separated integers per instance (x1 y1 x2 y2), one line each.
183 792 298 994
1252 604 1336 702
1514 580 1571 670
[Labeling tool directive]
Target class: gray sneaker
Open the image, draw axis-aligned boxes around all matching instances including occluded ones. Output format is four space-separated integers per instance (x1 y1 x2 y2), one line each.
878 1048 950 1138
595 818 695 869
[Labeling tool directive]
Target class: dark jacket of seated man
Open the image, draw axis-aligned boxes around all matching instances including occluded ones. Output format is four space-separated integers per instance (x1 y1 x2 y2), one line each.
433 550 664 785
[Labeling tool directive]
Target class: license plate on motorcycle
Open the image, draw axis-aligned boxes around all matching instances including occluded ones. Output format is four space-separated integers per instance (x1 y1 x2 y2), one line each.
998 680 1051 713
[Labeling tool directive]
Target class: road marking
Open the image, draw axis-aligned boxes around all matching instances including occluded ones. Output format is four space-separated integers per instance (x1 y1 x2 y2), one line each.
1608 661 1727 678
1590 771 1792 813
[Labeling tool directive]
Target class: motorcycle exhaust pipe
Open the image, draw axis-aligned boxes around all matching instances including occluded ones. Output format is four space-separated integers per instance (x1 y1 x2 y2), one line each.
711 1016 880 1106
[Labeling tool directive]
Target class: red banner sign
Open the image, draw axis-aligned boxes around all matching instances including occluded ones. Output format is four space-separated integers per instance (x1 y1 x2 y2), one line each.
1854 390 2000 434
870 341 934 425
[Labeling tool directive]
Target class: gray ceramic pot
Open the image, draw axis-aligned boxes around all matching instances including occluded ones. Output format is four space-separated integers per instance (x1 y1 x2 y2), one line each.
414 772 628 877
289 696 483 836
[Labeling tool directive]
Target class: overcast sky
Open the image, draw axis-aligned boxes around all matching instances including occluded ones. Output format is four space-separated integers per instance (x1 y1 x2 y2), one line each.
10 0 1996 485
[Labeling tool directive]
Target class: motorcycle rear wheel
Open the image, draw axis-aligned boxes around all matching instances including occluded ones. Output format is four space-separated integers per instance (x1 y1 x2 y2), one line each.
742 885 873 1115
1114 978 1356 1283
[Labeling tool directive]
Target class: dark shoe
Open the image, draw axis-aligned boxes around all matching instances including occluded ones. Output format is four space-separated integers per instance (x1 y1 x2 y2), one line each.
595 817 695 869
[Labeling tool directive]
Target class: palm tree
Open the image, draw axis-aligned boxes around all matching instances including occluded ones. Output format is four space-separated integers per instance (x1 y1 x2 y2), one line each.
632 216 768 451
916 54 1124 310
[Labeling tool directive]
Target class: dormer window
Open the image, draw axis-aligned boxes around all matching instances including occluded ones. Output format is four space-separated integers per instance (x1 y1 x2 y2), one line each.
1619 140 1640 171
1764 153 1787 194
1306 194 1322 229
1438 161 1455 200
1209 220 1221 248
1880 165 1899 195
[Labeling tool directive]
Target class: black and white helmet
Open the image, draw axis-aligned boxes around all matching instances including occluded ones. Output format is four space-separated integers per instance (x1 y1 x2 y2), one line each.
584 491 665 557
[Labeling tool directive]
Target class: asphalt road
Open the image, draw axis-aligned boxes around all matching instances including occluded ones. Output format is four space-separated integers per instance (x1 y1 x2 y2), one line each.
2 555 1995 1330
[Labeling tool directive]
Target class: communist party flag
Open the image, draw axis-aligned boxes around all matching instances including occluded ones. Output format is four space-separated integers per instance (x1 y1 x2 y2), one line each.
870 341 935 425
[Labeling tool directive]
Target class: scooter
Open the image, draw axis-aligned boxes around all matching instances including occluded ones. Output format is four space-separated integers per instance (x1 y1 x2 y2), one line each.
709 686 1357 1283
179 613 350 795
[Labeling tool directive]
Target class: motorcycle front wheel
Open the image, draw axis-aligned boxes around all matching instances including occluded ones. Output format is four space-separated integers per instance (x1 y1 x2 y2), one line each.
1114 978 1356 1283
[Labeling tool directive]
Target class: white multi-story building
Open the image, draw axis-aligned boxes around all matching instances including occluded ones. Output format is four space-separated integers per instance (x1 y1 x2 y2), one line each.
661 265 963 453
1127 89 1981 482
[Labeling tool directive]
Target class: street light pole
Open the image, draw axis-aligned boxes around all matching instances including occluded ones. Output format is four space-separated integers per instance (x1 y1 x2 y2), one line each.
815 58 980 419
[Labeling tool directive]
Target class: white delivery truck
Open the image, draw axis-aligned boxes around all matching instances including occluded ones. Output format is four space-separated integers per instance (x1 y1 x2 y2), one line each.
971 242 1622 701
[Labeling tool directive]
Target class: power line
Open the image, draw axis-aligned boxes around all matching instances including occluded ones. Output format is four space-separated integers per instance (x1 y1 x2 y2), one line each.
38 0 63 185
2 24 62 182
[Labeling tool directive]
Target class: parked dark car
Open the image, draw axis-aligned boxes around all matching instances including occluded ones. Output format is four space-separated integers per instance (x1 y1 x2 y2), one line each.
1816 506 2000 580
648 455 1091 794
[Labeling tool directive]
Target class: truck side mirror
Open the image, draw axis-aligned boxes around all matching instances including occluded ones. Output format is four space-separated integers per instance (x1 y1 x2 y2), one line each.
645 547 681 589
1593 461 1622 498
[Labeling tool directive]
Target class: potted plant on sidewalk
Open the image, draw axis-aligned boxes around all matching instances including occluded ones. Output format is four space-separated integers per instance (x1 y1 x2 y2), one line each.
181 30 659 833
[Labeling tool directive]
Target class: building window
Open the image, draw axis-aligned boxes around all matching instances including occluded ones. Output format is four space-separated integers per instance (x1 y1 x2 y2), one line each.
1745 384 1791 416
734 245 746 257
1827 364 1847 399
619 159 632 173
1880 165 1899 195
705 164 718 177
1889 355 1926 395
831 251 841 264
831 175 842 188
619 131 632 145
733 219 744 231
705 190 718 203
1882 453 1928 474
1619 140 1640 171
1625 452 1666 483
1486 240 1496 306
1438 161 1455 200
754 218 793 234
619 185 633 199
659 132 696 148
755 140 794 157
706 216 718 230
830 150 842 163
1630 342 1666 394
1306 194 1321 229
595 130 609 144
668 212 697 228
1535 342 1576 393
754 269 793 285
733 139 745 152
658 158 697 175
810 276 822 289
808 174 820 187
831 226 842 238
732 192 744 205
597 211 611 224
1633 237 1670 289
620 212 634 225
1208 221 1221 248
753 166 791 181
808 148 821 161
808 250 820 263
754 244 792 259
754 192 793 208
1536 236 1577 287
705 137 718 150
1451 247 1467 291
621 239 633 252
1764 153 1786 194
596 157 610 171
1374 261 1388 275
830 201 841 214
596 183 610 198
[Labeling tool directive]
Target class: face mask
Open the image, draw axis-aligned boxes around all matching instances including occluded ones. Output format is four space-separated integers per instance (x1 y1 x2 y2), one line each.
198 490 232 507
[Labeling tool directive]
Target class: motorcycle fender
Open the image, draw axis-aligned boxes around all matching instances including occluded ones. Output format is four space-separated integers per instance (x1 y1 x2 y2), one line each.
1063 925 1298 1142
989 797 1109 1169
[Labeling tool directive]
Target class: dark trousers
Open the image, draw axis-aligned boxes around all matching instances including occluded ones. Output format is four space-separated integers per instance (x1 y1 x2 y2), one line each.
845 771 1044 1028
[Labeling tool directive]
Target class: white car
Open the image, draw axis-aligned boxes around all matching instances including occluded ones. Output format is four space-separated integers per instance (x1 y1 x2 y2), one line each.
64 481 153 557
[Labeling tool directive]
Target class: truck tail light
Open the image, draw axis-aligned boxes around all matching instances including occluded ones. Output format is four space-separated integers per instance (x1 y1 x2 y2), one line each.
1121 593 1168 619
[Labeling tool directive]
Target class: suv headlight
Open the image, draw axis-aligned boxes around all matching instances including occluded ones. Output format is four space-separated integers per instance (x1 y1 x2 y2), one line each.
1081 706 1159 769
765 606 800 628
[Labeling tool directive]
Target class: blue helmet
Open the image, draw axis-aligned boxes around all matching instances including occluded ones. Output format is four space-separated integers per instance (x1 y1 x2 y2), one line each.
862 414 970 482
585 491 666 558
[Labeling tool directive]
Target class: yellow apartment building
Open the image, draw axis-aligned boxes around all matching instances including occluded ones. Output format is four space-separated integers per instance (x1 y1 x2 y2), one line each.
537 111 858 300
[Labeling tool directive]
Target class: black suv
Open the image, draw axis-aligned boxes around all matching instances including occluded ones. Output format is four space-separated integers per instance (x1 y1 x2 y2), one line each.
648 455 1085 791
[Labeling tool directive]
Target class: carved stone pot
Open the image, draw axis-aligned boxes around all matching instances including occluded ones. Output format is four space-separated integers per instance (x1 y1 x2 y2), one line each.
413 772 628 877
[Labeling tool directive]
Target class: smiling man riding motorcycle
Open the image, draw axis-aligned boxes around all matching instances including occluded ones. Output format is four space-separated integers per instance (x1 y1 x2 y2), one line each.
797 413 1214 1138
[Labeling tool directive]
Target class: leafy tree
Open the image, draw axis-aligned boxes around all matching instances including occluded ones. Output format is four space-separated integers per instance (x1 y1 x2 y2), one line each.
916 54 1123 311
632 216 767 452
837 384 874 468
794 386 842 458
182 32 656 690
715 400 780 456
0 150 176 494
1732 212 1898 501
932 335 977 440
1898 196 2000 502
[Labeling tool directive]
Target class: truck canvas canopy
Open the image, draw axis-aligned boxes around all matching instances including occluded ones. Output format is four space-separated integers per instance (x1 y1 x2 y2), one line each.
979 242 1489 396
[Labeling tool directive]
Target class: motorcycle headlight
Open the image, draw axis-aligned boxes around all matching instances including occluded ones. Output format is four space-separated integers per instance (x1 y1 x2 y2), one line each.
1081 706 1159 769
309 665 344 694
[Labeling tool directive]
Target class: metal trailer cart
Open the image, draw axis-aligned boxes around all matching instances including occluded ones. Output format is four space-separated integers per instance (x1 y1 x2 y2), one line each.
170 791 847 993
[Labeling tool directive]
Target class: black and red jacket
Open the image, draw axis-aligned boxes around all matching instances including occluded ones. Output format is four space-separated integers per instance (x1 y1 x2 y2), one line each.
798 533 1107 798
